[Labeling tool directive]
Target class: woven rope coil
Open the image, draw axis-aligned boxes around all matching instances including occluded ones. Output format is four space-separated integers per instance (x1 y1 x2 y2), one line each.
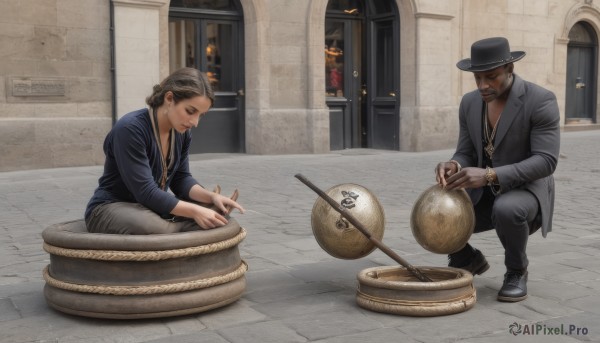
43 261 247 295
43 228 246 261
356 287 475 306
356 292 476 316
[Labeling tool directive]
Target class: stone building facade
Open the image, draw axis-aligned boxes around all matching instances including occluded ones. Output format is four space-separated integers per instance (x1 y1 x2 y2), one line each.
1 0 599 171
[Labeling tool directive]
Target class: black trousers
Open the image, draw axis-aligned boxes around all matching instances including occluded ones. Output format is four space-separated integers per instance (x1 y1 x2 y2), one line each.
473 187 541 271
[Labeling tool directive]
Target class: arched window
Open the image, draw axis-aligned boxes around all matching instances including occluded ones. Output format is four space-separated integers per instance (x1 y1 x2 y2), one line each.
569 22 597 44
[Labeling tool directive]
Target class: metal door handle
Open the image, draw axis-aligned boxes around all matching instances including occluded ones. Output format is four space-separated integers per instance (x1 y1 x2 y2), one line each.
575 82 585 89
237 89 245 96
389 92 396 97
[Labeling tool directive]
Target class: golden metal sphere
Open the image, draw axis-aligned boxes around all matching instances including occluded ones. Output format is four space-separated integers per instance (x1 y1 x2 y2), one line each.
410 185 475 254
311 183 385 259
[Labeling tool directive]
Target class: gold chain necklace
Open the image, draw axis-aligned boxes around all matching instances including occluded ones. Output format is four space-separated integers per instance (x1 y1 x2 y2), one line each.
158 139 168 190
484 103 502 158
150 108 173 190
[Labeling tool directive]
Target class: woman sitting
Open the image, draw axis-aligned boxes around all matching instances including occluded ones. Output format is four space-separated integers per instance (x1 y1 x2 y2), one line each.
85 68 244 234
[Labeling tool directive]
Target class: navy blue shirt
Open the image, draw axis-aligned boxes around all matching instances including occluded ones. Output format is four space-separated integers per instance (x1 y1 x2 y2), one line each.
85 108 199 221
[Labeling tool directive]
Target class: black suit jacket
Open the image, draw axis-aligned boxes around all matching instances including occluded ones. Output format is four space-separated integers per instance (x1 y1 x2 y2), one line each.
451 74 560 237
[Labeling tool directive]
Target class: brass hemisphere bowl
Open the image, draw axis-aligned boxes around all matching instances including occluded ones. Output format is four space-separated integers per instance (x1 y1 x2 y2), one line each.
410 185 475 254
311 183 385 259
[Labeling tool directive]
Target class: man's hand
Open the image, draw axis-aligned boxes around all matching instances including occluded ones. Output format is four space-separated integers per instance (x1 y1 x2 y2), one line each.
444 167 488 190
435 161 460 188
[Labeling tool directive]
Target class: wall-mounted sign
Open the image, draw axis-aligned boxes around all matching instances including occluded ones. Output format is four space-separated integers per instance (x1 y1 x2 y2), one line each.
10 77 66 97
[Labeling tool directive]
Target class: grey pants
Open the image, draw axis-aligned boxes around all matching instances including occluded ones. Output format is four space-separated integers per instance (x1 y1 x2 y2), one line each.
474 187 540 271
86 202 201 234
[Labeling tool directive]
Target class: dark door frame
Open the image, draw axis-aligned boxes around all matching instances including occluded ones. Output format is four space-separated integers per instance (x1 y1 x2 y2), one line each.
565 21 598 124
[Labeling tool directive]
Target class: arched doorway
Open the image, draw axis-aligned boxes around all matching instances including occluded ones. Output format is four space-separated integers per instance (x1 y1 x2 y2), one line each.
565 21 598 124
325 0 400 150
168 0 245 153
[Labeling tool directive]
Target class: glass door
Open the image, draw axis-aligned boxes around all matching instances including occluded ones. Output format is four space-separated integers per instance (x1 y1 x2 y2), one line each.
169 1 244 153
325 2 364 150
326 0 399 150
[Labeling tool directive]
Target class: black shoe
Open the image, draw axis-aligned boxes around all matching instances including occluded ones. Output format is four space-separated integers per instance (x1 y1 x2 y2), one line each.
497 271 528 302
448 249 490 275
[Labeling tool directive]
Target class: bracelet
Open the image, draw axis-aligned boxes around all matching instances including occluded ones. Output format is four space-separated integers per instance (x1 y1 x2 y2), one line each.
485 167 496 185
449 160 462 172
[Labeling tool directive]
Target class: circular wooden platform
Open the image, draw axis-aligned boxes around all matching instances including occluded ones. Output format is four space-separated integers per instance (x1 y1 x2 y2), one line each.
42 219 247 319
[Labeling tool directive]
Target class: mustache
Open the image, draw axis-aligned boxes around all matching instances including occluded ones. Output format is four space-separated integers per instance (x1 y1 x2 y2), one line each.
479 90 496 96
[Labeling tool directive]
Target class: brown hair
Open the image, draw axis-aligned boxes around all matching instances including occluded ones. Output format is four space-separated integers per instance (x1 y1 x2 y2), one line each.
145 68 214 108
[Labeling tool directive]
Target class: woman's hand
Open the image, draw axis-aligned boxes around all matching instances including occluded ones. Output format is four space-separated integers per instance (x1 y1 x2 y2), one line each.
171 199 230 230
210 192 245 215
188 184 245 215
191 205 229 229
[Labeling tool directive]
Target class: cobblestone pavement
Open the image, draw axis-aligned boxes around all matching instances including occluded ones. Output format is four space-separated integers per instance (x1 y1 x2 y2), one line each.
0 130 599 343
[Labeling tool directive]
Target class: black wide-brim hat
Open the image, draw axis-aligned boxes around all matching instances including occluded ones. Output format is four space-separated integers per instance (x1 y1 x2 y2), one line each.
456 37 526 72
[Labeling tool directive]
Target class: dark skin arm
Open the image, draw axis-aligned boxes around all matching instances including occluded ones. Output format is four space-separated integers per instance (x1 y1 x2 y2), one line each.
435 162 494 190
435 65 510 190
